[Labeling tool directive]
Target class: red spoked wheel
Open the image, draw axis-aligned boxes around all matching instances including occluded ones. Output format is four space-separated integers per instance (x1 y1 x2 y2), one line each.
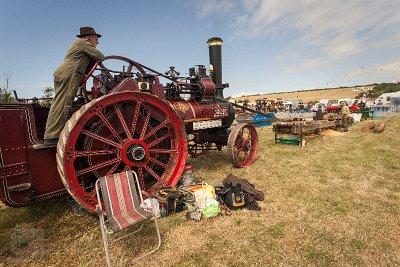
227 123 258 168
57 91 187 212
188 134 211 157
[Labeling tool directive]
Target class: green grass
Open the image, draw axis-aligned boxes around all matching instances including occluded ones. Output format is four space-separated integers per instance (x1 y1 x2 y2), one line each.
1 117 400 266
265 222 285 238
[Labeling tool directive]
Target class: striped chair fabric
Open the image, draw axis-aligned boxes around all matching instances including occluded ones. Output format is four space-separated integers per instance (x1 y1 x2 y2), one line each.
98 171 153 232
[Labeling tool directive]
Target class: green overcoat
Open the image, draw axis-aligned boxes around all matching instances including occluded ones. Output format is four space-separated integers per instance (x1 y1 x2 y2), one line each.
44 38 105 139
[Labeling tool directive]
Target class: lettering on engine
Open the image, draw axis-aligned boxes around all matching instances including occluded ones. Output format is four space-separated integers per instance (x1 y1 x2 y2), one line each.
213 108 228 118
193 119 222 130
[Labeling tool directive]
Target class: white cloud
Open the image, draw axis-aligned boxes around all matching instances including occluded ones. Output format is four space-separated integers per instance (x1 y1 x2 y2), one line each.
284 57 327 74
192 0 235 18
191 0 400 73
345 60 400 78
322 59 400 87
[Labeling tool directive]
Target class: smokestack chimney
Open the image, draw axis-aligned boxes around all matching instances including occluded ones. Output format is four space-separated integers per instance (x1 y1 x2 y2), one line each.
207 37 223 98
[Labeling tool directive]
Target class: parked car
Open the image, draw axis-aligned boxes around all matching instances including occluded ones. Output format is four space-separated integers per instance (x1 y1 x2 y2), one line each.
325 102 360 113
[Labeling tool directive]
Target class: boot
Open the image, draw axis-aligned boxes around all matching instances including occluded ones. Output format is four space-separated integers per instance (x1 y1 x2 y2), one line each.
33 138 59 149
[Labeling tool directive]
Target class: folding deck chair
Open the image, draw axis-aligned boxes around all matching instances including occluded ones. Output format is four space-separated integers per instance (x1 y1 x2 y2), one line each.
95 170 161 266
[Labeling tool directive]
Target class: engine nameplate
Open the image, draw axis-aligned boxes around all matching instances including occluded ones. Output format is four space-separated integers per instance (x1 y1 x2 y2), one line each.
193 119 222 130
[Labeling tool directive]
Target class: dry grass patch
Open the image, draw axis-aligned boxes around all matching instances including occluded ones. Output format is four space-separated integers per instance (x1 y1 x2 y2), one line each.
234 87 360 103
1 117 399 266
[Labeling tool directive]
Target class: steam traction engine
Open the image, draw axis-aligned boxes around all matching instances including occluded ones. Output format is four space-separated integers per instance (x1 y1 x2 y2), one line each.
0 37 259 212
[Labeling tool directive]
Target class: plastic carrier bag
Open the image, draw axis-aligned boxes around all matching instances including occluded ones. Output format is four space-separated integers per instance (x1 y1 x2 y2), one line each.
186 183 220 218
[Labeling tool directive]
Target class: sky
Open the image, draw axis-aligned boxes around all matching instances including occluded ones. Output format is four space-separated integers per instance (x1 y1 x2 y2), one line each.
1 0 400 98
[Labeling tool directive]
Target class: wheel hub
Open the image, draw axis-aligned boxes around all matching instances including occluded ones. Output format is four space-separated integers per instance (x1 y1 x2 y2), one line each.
127 145 146 161
120 139 150 166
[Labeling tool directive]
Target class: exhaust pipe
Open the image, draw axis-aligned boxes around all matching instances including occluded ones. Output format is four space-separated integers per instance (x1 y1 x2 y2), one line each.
207 37 224 98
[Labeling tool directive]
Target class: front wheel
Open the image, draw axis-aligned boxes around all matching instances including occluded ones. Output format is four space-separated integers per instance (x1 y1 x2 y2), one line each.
227 123 259 168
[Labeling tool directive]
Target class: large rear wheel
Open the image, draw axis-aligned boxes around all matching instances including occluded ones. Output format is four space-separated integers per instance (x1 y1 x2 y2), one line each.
57 91 187 212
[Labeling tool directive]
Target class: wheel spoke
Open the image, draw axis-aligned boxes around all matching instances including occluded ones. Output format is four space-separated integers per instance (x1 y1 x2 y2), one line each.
148 133 171 147
97 112 122 143
149 157 167 168
81 130 122 148
74 149 117 158
144 118 170 140
235 138 244 149
76 158 121 176
106 162 120 175
140 107 153 139
114 104 132 139
144 165 166 186
131 100 142 135
149 148 177 154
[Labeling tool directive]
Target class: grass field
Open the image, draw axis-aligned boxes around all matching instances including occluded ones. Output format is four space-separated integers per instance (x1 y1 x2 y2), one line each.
233 86 368 103
1 117 399 266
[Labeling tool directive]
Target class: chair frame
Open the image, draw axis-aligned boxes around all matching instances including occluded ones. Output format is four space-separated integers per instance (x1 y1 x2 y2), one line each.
95 170 162 266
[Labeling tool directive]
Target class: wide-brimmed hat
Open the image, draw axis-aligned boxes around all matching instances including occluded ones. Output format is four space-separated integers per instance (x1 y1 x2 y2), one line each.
77 26 102 38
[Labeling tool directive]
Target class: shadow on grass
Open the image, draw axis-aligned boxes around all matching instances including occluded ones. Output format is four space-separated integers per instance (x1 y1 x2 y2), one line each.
187 149 231 172
0 196 72 258
0 196 70 233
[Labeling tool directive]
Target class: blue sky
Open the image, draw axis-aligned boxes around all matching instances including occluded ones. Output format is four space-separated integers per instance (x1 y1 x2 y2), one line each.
1 0 399 98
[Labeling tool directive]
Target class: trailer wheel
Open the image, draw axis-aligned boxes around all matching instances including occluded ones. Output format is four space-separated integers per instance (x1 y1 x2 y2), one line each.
57 91 187 212
227 123 258 168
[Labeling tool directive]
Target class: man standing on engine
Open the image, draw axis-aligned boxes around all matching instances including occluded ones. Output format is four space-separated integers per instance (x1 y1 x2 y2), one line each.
37 27 105 148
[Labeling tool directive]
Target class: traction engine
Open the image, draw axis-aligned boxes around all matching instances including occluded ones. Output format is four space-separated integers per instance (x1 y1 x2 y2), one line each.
0 37 259 212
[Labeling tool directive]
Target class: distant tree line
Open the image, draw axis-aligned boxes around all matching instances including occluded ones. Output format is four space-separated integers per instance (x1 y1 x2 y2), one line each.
358 83 400 98
236 82 399 99
0 69 57 104
0 86 54 105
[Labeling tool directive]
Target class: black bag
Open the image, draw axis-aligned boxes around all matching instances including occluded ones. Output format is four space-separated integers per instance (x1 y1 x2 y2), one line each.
156 187 190 215
224 186 246 210
217 184 262 211
223 174 264 201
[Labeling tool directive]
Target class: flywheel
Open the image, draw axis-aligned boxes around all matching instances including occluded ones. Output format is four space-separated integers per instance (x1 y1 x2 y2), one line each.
57 91 187 212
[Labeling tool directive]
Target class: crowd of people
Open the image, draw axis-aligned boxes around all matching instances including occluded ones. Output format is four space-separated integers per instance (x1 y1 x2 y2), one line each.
236 98 378 114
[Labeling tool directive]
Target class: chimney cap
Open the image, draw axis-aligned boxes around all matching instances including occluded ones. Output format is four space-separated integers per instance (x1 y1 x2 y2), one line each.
207 37 223 46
